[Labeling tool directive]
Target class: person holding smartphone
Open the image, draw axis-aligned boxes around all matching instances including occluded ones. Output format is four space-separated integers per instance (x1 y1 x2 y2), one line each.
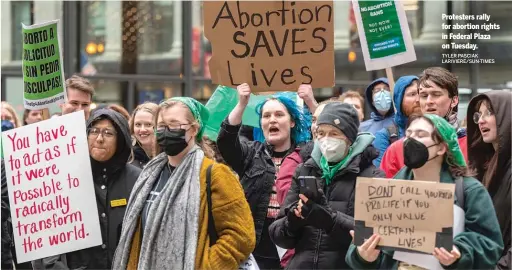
269 103 385 269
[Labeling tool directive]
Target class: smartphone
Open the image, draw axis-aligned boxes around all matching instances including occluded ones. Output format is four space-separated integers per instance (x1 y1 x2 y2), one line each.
299 176 318 199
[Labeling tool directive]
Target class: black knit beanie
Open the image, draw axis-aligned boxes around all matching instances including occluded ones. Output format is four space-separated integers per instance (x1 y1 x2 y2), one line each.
316 103 359 142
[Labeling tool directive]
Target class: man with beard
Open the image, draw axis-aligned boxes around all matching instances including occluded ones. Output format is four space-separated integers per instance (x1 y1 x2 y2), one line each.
380 67 468 177
372 76 420 167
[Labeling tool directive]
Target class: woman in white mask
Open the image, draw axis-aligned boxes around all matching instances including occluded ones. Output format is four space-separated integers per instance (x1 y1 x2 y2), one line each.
270 103 385 269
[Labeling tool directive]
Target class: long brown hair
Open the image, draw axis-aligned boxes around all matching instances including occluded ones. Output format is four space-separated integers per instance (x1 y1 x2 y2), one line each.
155 99 213 159
470 98 497 187
408 114 474 178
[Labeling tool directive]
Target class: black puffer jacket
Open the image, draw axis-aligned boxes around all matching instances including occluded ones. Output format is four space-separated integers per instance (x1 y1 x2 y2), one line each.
33 109 141 270
269 134 385 269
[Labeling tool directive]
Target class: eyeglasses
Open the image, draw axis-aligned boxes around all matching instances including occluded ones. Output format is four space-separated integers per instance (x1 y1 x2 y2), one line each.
473 110 493 124
156 122 191 132
88 127 117 139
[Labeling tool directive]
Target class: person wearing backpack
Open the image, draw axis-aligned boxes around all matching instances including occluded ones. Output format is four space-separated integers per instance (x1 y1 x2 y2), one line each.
372 75 420 167
346 114 503 270
269 103 385 269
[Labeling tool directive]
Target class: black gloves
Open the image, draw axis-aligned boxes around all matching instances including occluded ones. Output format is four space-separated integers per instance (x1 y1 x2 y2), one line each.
285 202 306 234
301 189 336 233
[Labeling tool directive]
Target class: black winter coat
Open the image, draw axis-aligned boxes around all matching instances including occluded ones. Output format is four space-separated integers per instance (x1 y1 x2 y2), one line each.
269 145 385 269
33 109 141 270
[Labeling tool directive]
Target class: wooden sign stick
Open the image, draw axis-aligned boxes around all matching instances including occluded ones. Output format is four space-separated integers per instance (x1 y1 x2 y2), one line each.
385 67 395 97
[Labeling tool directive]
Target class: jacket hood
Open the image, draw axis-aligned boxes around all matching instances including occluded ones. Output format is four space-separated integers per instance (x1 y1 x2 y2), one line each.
86 108 132 171
393 75 419 131
467 90 511 177
365 78 393 120
312 133 376 172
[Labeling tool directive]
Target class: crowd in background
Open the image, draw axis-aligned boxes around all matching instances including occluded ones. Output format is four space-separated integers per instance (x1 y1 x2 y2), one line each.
1 67 510 270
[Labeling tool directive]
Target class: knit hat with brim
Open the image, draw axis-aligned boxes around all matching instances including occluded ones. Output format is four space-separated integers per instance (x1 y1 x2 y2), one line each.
423 114 466 167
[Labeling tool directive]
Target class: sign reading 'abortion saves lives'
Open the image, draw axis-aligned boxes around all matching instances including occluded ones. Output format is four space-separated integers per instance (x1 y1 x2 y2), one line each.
1 111 101 263
204 1 334 92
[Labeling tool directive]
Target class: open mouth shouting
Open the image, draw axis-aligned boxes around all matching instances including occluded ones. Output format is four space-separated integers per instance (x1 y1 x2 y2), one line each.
479 126 490 136
268 126 280 136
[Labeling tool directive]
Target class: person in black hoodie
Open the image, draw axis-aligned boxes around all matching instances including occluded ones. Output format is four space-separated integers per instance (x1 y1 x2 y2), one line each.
128 102 159 168
467 90 511 270
269 103 385 269
32 109 141 269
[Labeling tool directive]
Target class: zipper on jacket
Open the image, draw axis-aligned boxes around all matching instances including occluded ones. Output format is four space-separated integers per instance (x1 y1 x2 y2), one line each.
313 229 322 268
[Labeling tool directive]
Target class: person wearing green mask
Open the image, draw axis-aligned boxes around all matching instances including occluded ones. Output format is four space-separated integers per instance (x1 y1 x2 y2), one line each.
346 114 503 270
269 103 385 269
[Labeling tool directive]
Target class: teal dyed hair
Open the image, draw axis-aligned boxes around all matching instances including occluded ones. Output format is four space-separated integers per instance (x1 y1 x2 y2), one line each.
253 94 311 144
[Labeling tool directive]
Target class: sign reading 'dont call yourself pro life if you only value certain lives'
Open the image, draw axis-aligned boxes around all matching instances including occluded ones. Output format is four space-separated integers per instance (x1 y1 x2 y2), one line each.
352 0 416 71
354 177 455 254
203 1 334 92
22 20 67 110
1 111 101 263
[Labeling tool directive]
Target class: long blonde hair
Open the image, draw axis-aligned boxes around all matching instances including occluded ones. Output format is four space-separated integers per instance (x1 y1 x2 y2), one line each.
1 102 22 128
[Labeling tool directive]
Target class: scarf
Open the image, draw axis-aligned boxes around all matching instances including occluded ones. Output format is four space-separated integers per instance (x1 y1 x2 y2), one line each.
112 146 204 270
320 148 352 185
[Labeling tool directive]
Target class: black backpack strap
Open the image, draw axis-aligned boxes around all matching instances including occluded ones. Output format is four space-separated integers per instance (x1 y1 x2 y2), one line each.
206 164 218 246
455 176 465 210
386 123 399 145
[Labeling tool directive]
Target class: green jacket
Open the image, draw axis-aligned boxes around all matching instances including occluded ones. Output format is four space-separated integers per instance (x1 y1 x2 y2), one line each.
345 165 504 270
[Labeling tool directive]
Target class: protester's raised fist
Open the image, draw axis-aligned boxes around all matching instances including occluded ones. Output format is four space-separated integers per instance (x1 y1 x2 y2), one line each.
237 83 251 107
297 84 314 104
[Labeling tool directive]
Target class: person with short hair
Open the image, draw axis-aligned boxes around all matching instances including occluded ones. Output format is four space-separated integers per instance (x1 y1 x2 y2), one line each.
60 75 95 120
359 78 395 134
339 90 365 122
380 67 469 178
346 114 503 270
466 90 511 270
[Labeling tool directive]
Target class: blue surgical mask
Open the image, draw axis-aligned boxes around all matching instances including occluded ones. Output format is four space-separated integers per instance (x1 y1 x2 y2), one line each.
1 120 14 132
374 90 392 112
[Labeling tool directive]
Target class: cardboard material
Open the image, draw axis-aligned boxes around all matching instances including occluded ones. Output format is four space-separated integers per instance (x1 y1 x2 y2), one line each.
354 177 455 253
351 0 416 71
1 111 101 263
203 1 334 92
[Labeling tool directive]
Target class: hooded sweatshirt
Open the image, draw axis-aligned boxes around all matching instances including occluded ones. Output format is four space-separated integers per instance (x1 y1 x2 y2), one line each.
359 78 395 134
467 90 511 266
372 75 418 167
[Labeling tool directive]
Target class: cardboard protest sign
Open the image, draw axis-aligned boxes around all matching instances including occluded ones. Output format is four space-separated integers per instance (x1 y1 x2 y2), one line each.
1 111 101 263
203 1 334 92
351 0 416 71
354 177 455 254
204 85 297 141
22 20 67 110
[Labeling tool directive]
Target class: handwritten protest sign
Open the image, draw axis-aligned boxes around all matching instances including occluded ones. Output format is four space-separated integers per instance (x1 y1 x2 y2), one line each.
203 1 334 92
22 20 67 110
354 177 455 254
1 111 101 263
351 0 416 71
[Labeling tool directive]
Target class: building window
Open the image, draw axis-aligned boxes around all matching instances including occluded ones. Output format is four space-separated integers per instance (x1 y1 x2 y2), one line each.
138 1 174 54
81 1 106 56
11 1 33 61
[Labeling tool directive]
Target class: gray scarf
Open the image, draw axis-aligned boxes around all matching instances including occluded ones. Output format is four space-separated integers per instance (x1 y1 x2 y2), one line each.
112 146 204 270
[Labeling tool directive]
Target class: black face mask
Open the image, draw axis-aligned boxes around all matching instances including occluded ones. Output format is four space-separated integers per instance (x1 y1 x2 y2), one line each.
156 127 189 156
403 137 439 169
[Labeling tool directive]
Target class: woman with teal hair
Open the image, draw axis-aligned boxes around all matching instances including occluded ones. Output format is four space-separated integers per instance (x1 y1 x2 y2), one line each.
217 83 314 269
346 114 504 270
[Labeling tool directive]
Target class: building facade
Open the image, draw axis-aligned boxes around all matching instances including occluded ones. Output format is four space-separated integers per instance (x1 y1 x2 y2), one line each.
2 1 511 119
